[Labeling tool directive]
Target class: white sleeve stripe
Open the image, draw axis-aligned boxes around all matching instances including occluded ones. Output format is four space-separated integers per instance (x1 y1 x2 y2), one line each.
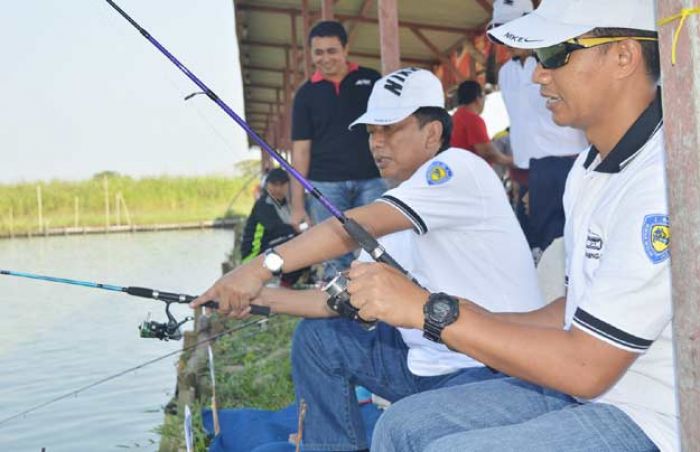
573 308 652 352
378 196 427 235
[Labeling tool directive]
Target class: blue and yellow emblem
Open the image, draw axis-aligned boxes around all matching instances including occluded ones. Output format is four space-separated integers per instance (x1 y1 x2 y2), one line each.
642 214 670 264
426 161 453 186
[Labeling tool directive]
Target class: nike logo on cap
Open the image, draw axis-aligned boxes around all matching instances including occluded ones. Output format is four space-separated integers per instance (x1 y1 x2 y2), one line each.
504 32 543 43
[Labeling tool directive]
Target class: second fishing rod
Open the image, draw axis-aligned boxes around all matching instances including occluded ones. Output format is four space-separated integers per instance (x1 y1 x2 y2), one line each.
105 0 420 327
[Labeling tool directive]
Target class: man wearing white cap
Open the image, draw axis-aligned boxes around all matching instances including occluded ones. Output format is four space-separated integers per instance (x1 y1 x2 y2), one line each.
193 67 544 451
492 0 589 259
366 1 676 451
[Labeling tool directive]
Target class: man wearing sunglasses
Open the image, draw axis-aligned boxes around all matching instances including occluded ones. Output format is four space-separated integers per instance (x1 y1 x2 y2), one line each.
361 0 677 450
490 0 589 261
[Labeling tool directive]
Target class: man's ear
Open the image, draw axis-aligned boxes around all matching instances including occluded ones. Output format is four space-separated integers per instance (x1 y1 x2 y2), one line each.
425 120 444 151
614 39 644 80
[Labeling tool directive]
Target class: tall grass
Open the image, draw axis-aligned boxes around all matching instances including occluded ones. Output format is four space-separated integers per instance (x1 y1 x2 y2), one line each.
0 173 256 235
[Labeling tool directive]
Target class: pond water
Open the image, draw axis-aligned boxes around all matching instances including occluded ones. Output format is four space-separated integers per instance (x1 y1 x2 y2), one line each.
0 229 234 451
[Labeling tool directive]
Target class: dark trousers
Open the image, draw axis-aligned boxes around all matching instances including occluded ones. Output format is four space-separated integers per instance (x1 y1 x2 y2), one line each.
528 155 576 251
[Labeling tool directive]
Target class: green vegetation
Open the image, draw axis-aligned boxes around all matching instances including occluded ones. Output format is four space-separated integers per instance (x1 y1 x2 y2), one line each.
158 315 299 451
0 170 259 236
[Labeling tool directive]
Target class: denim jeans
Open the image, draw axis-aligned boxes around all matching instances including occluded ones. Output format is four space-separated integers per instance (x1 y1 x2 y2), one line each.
372 377 659 452
306 178 387 280
290 318 504 451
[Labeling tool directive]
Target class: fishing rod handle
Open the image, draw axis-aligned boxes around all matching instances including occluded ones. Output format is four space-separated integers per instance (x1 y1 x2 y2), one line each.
202 301 271 317
124 287 270 316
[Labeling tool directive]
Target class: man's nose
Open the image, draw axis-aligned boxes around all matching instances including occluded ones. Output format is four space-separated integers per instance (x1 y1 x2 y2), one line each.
532 62 550 85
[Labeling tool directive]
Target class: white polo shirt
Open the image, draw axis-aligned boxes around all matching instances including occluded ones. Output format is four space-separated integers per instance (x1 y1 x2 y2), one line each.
562 95 677 451
498 57 588 169
360 147 544 376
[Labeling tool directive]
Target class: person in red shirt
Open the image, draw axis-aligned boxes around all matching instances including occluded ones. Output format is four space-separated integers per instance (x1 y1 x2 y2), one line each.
451 81 513 168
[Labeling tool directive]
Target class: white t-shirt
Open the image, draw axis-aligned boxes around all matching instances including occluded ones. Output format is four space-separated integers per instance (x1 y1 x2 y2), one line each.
360 148 544 376
498 57 588 169
562 97 677 451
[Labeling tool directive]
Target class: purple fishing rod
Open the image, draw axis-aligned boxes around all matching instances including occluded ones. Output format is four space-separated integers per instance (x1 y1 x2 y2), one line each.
104 0 413 280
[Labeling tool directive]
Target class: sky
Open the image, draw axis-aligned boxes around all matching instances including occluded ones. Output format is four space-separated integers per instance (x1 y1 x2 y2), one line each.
0 0 256 184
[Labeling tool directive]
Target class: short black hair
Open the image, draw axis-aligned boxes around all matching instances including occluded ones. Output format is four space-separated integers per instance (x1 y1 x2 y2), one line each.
591 28 660 82
413 107 452 153
457 80 483 105
308 21 348 47
265 167 289 185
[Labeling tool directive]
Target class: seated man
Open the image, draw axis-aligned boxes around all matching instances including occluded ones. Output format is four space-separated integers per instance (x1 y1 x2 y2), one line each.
193 68 544 451
240 167 304 286
354 1 676 451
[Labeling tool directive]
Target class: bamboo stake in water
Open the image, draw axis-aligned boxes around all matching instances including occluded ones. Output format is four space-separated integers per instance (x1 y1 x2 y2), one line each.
36 185 43 233
74 197 80 228
8 208 14 239
103 176 110 230
115 192 121 226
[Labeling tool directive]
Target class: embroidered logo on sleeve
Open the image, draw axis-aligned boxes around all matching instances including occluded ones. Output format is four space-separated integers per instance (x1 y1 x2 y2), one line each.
585 231 603 259
426 161 453 186
642 214 670 264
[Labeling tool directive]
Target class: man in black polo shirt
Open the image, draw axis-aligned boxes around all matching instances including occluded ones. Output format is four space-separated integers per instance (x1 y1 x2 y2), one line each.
291 20 385 280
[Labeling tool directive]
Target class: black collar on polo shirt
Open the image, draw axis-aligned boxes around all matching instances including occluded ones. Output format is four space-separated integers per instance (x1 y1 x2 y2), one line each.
584 89 663 173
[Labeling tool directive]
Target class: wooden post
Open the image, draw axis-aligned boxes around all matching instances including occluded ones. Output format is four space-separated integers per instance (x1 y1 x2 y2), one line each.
74 197 79 228
36 185 43 233
321 0 334 20
115 192 122 226
103 176 110 230
9 208 14 239
377 0 400 74
657 1 700 450
301 0 313 79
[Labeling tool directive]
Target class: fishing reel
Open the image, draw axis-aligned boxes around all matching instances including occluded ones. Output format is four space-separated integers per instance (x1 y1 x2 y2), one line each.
323 273 376 330
139 301 192 341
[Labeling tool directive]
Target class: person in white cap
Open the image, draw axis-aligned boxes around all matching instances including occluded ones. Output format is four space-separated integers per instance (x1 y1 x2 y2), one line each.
193 67 544 451
491 0 589 260
365 1 676 451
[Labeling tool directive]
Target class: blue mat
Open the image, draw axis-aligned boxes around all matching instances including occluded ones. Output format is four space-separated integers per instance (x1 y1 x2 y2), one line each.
202 402 383 452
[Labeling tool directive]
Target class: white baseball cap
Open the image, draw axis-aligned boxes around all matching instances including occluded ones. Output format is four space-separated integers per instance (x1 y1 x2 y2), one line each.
489 0 533 28
488 0 657 49
349 68 444 130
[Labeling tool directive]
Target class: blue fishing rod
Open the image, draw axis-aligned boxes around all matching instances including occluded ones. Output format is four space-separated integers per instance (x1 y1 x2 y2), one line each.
104 0 417 327
0 269 269 340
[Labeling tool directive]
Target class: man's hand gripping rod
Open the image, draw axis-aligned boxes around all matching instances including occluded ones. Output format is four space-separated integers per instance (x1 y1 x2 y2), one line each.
104 0 420 328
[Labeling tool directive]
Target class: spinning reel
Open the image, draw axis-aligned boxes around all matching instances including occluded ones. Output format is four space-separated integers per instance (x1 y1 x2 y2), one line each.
323 273 376 330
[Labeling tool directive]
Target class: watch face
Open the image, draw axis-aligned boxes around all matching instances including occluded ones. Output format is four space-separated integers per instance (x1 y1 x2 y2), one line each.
431 300 452 322
264 252 284 272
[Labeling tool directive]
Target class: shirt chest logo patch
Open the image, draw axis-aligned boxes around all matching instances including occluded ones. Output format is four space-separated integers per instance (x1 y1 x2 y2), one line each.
642 214 670 264
355 78 372 86
585 230 603 259
426 161 453 186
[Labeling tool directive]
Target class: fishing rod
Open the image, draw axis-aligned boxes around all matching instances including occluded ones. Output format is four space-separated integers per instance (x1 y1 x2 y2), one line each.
0 313 273 427
0 269 270 341
104 0 417 327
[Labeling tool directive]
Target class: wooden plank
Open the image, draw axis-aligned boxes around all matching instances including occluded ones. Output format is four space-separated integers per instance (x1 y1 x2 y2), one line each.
656 1 700 450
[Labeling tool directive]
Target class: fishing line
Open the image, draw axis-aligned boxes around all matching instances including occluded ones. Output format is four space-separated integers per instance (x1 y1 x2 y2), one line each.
0 314 275 427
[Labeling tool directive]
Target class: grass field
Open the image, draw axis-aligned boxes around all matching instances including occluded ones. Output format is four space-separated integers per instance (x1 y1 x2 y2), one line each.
0 172 258 236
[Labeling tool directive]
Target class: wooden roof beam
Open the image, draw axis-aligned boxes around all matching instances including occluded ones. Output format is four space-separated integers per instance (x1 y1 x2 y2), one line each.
236 4 484 35
410 27 463 81
347 0 374 48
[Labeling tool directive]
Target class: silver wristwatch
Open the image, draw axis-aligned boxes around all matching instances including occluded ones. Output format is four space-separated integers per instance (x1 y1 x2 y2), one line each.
262 248 284 276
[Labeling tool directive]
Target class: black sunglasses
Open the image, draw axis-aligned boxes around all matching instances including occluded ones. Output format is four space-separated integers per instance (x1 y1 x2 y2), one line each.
534 36 658 69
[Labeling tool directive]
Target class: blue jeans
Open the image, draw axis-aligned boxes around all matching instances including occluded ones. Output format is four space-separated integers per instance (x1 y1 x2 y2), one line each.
372 377 659 452
291 318 504 451
307 178 387 280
